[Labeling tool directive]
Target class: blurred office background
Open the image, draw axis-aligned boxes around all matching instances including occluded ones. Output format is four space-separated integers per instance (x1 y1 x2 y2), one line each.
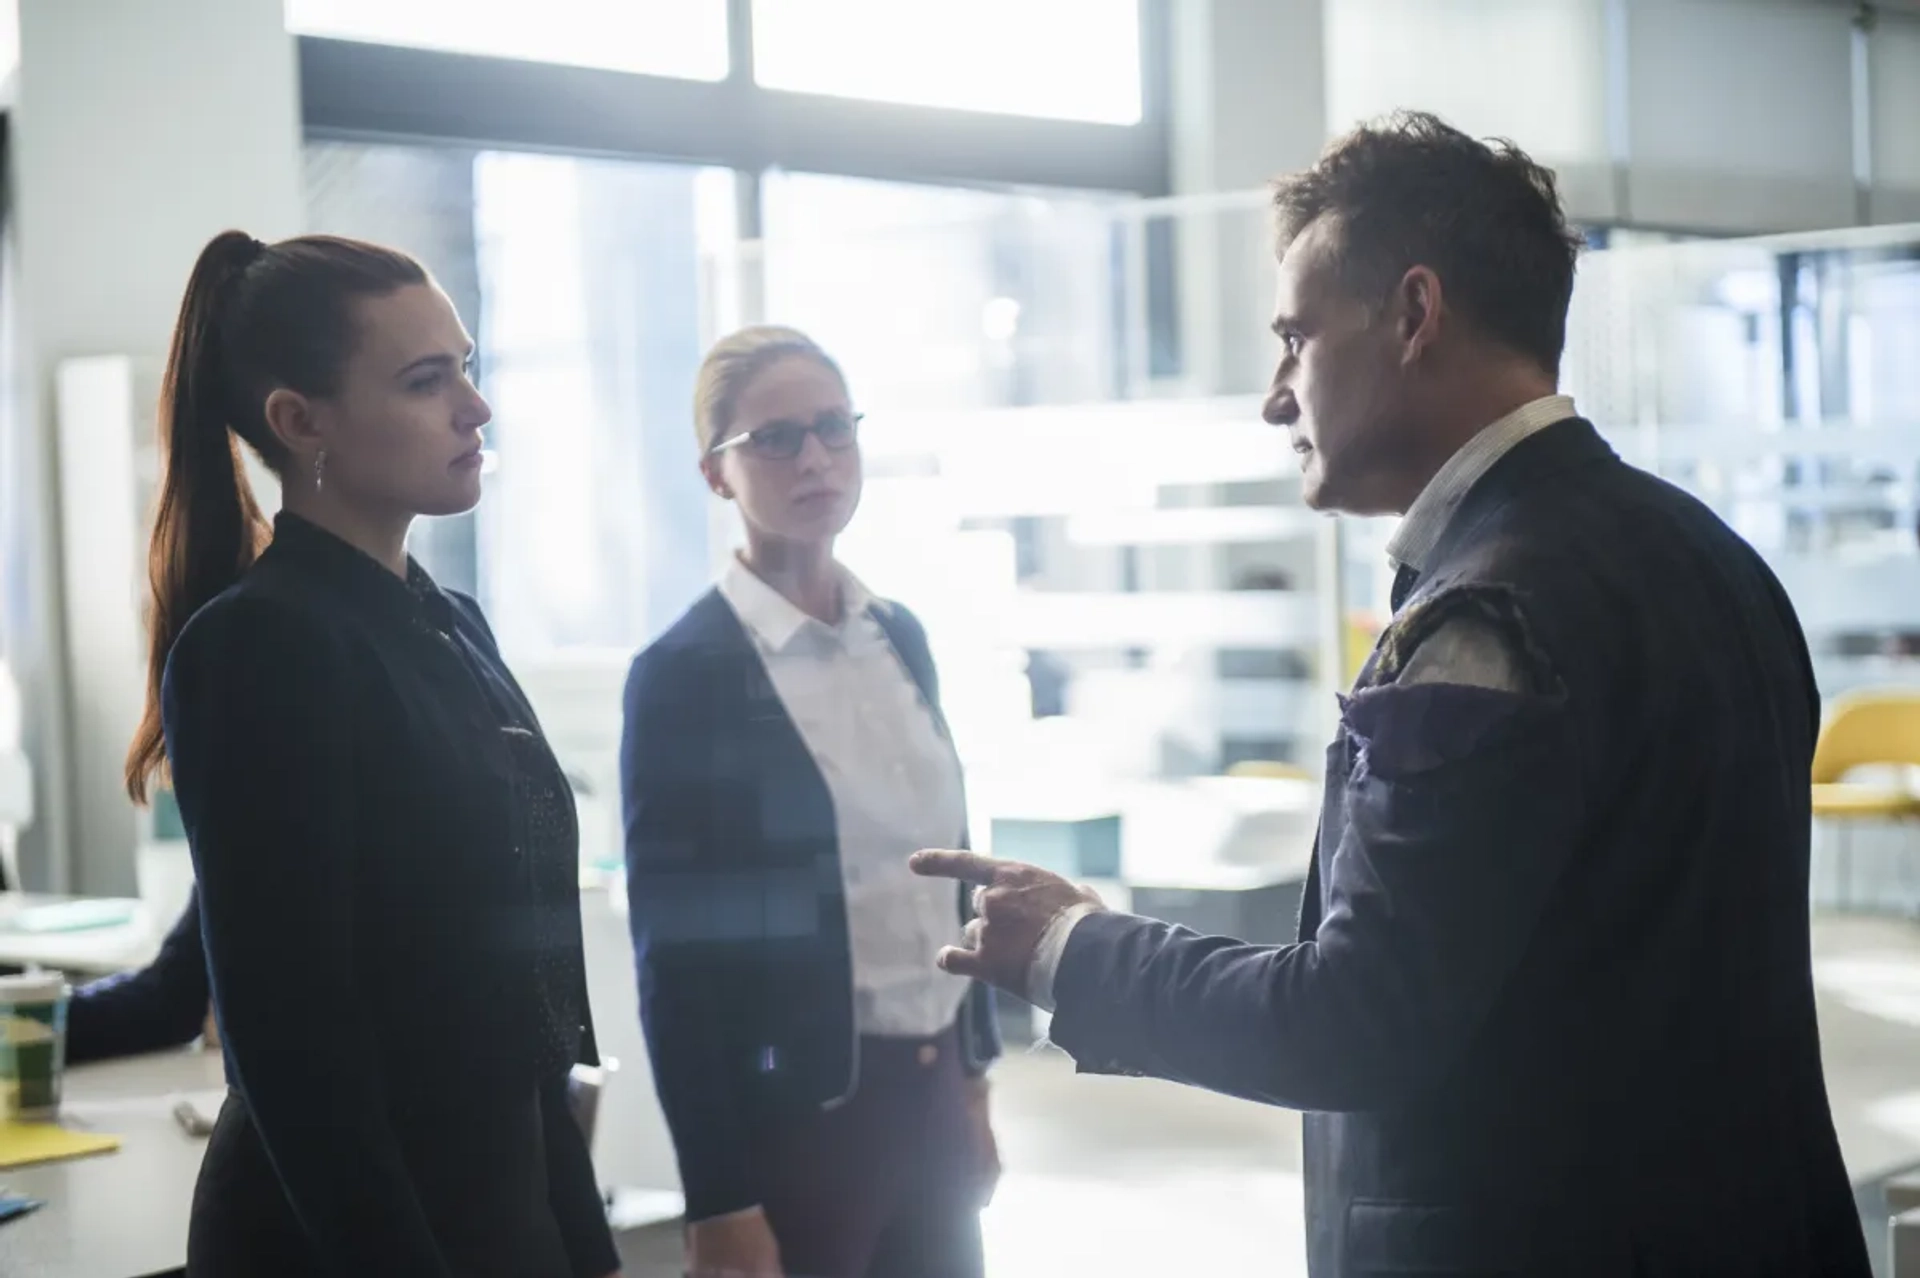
3 2 1920 1274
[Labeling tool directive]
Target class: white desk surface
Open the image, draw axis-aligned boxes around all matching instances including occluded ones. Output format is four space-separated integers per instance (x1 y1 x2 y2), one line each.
0 895 160 977
0 1049 222 1278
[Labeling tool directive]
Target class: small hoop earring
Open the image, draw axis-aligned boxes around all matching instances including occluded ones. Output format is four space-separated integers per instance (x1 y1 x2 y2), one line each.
313 449 327 493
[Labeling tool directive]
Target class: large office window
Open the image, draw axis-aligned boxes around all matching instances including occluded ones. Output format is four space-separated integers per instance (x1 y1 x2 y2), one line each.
473 153 734 654
286 0 730 80
751 0 1143 124
305 141 734 656
751 177 1338 788
760 171 1125 414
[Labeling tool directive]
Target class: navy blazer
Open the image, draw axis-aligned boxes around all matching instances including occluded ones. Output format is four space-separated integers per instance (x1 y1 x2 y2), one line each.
621 587 1000 1223
67 890 209 1065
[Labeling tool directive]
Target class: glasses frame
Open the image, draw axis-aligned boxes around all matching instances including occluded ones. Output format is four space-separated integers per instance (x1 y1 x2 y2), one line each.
707 410 865 461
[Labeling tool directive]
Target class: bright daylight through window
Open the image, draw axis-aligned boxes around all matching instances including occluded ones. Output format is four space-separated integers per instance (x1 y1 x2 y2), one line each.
284 0 731 79
752 0 1143 124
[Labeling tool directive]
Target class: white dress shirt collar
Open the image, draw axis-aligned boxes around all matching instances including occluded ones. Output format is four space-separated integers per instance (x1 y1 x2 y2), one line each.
1385 394 1578 573
720 553 875 654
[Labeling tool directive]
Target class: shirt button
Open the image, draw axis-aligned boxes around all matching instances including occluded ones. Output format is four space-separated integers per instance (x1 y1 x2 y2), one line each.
917 1043 939 1067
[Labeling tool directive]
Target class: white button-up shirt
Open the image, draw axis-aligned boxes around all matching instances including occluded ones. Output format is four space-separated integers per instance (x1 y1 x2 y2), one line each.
719 557 970 1039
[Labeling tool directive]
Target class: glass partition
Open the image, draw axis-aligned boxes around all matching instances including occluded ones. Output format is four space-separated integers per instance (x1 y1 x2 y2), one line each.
728 188 1348 903
1561 227 1920 702
306 142 1920 888
1558 225 1920 912
718 202 1920 897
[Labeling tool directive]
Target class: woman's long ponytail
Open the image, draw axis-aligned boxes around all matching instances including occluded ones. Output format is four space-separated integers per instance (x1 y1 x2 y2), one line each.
125 231 273 803
124 229 427 802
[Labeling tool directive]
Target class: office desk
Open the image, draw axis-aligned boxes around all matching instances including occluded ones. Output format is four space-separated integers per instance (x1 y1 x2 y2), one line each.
0 895 159 977
0 1049 221 1278
0 888 681 1277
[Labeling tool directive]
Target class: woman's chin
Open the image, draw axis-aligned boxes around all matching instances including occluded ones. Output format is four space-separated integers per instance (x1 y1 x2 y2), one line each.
418 475 485 519
779 502 854 543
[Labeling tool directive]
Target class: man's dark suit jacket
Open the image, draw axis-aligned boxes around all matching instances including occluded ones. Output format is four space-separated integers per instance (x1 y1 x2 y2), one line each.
1049 419 1871 1276
621 588 1001 1224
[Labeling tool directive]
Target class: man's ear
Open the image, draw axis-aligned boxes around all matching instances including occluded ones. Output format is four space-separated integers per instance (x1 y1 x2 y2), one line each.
1395 265 1445 366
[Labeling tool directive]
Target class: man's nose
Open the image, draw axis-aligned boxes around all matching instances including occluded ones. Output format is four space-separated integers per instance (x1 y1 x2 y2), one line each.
1263 390 1299 428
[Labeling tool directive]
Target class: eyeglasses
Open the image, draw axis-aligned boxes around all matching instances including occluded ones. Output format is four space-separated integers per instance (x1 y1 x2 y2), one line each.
709 410 863 461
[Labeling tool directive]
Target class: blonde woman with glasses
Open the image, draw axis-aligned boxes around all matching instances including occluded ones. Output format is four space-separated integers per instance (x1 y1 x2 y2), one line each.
620 327 1001 1278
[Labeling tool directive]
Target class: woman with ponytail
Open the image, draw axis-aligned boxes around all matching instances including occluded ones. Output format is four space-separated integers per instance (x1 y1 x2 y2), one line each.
128 230 620 1278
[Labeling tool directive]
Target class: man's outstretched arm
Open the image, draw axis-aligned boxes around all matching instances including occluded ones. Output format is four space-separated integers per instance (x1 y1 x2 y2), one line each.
914 606 1587 1113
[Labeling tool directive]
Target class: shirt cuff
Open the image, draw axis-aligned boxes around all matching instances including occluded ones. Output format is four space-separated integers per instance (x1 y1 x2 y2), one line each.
1026 902 1101 1012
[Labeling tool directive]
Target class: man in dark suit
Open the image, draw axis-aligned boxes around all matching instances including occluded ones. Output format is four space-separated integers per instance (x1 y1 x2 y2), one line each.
914 112 1871 1276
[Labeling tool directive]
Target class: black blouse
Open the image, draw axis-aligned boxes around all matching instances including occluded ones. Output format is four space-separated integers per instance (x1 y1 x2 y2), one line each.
161 513 614 1278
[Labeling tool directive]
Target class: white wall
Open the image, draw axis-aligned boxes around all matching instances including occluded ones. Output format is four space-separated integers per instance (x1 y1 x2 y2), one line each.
1325 0 1617 221
1871 9 1920 225
1170 0 1327 198
1176 0 1914 236
1625 0 1857 233
8 0 304 892
1168 0 1325 401
13 0 303 358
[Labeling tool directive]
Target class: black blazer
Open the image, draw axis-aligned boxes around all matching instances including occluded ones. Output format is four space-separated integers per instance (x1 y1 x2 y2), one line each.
620 587 1001 1223
66 890 208 1065
1048 421 1870 1276
163 514 616 1278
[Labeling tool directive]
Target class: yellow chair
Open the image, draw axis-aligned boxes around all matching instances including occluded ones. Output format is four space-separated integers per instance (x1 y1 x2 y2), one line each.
1811 689 1920 909
1344 617 1382 687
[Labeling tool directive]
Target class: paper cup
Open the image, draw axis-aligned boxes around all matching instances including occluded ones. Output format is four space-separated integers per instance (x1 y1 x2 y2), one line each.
0 973 71 1121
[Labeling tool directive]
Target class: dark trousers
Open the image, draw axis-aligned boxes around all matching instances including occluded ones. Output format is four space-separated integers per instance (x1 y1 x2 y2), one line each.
761 1029 986 1278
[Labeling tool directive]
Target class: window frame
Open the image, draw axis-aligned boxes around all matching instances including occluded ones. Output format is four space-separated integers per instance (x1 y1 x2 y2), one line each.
297 0 1173 208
